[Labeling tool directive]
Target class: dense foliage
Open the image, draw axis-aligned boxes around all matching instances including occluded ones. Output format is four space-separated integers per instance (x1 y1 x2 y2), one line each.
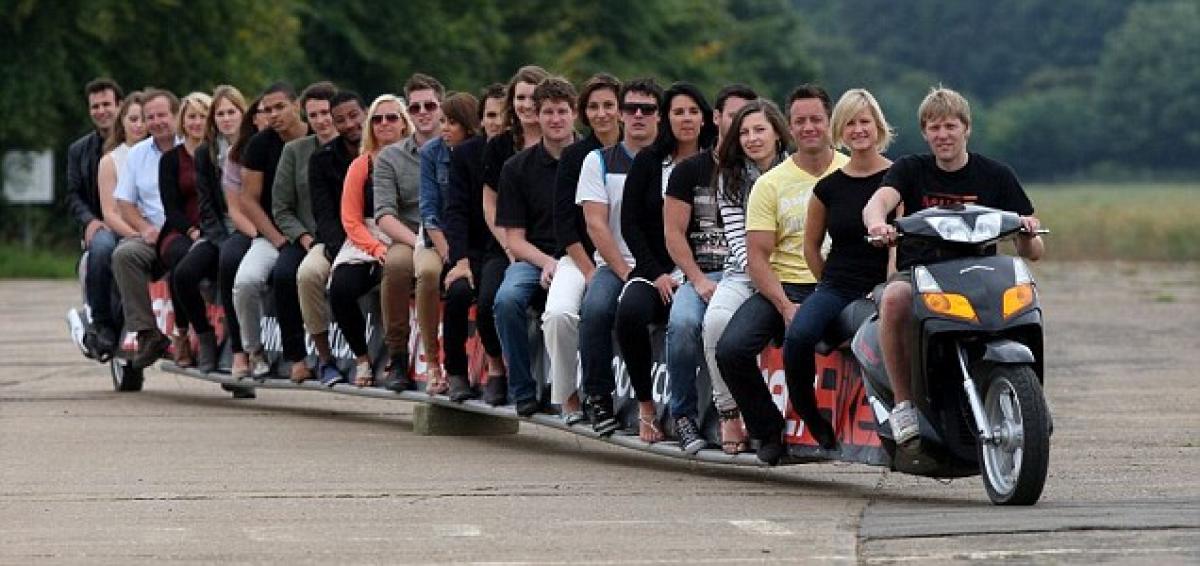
0 0 1194 246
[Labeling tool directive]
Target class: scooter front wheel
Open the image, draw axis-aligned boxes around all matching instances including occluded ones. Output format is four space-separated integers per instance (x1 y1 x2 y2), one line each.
978 364 1050 505
111 358 144 392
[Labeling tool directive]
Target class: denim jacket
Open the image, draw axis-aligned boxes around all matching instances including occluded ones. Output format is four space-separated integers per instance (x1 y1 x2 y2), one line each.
418 136 451 239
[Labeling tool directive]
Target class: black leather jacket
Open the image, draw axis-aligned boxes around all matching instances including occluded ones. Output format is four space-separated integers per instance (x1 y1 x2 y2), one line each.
64 130 104 230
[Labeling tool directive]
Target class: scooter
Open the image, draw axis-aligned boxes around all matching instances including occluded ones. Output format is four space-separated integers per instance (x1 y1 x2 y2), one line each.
837 203 1051 505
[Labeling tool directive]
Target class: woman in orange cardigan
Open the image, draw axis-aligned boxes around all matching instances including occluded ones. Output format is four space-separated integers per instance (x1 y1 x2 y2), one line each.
324 95 414 387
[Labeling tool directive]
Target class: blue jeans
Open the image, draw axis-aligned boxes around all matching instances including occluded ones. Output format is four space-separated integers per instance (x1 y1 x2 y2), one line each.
578 266 625 398
782 282 861 400
493 261 545 404
667 272 722 420
85 228 121 329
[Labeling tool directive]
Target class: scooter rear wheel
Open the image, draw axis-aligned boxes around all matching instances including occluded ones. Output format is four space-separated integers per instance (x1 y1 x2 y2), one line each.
978 364 1050 505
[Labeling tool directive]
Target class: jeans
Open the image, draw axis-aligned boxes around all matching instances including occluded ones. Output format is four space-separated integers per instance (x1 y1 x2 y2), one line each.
233 237 280 354
542 256 588 404
493 261 545 404
577 266 625 399
702 274 756 412
84 227 121 330
218 233 252 354
667 272 722 420
782 282 862 423
716 283 815 441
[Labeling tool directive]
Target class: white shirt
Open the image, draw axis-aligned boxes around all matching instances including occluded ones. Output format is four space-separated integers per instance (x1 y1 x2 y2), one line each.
575 145 635 267
114 136 180 229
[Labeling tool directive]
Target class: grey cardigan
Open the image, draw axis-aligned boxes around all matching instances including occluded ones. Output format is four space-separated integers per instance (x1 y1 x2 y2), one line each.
371 136 422 233
271 134 321 242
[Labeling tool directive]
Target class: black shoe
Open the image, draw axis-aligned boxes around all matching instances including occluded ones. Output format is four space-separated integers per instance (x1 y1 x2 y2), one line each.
447 374 477 402
132 329 170 370
586 394 620 436
382 353 415 392
515 398 541 417
90 325 118 362
195 332 219 373
756 436 785 466
483 375 507 406
675 416 707 455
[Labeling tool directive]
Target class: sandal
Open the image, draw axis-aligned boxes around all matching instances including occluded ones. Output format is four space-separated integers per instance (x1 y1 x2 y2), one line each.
719 408 749 455
172 333 195 368
290 361 313 384
638 412 665 444
353 359 374 387
425 365 449 396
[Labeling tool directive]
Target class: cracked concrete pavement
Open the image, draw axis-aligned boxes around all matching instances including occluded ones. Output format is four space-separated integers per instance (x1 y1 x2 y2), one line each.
2 262 1197 564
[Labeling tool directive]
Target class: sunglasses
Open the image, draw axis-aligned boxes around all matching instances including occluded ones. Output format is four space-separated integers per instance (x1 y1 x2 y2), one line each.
371 113 403 124
621 103 658 116
408 101 439 114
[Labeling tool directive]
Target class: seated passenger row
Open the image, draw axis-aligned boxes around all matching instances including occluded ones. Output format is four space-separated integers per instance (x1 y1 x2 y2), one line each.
72 71 1036 464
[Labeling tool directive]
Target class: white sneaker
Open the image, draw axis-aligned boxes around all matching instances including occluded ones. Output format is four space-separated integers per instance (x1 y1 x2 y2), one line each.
890 401 920 446
249 351 271 379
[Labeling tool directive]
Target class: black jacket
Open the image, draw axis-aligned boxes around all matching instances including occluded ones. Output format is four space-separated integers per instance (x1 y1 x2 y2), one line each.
622 148 674 279
445 136 501 264
553 134 600 259
194 142 231 245
64 130 104 230
159 146 201 243
308 136 356 261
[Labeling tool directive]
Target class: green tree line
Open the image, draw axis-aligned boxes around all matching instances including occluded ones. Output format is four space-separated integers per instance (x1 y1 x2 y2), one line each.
1 0 1196 246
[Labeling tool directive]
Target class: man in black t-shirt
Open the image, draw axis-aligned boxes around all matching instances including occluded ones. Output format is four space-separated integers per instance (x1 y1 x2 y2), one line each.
493 77 578 416
232 82 313 379
863 87 1044 446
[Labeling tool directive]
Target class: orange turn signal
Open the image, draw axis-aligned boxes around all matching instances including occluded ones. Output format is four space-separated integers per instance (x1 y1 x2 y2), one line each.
1002 283 1035 319
922 292 978 322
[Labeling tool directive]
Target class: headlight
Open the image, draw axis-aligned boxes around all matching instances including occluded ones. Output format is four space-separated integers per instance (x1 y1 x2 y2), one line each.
1003 283 1035 319
923 292 979 322
972 212 1003 241
925 216 972 242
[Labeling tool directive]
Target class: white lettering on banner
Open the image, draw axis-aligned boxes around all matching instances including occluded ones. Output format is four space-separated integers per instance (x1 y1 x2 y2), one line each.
152 297 171 334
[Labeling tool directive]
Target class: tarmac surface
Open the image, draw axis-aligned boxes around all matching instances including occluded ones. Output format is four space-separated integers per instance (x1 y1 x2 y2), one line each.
2 262 1198 564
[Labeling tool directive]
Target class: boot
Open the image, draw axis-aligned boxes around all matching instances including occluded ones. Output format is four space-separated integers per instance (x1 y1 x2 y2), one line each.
195 331 219 373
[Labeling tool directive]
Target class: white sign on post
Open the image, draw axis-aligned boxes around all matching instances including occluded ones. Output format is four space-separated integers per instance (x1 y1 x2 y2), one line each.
3 150 54 204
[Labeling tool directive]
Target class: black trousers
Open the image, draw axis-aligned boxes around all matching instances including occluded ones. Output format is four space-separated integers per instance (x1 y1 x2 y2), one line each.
271 242 309 362
329 262 380 358
171 239 220 335
443 254 507 377
159 235 193 331
716 283 815 441
613 278 669 402
218 233 252 353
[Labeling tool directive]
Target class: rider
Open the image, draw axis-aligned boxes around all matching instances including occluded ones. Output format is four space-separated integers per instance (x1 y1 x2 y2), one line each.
862 86 1044 446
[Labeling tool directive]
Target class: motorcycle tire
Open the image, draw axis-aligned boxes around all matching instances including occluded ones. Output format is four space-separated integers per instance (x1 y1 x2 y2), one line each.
976 364 1050 505
111 359 144 392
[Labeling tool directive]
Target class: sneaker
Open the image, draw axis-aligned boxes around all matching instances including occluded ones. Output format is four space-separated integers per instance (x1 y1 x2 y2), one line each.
562 409 586 426
675 416 707 455
890 400 920 447
249 350 271 381
382 353 415 392
82 328 100 360
131 329 170 370
586 394 620 437
318 360 346 387
482 375 508 406
447 374 477 402
195 332 219 373
515 398 541 417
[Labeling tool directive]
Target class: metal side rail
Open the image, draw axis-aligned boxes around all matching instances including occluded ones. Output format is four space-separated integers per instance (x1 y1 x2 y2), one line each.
159 361 768 468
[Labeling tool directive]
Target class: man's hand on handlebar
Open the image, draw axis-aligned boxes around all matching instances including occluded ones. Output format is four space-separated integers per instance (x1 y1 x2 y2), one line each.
866 222 898 247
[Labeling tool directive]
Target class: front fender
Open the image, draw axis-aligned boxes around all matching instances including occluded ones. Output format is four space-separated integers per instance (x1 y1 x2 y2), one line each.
982 339 1035 364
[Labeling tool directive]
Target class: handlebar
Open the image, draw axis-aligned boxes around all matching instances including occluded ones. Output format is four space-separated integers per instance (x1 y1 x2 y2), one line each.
864 228 1049 244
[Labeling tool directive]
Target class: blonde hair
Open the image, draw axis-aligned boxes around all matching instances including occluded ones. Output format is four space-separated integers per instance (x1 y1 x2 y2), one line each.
918 86 970 130
831 88 894 153
361 94 414 155
177 91 213 140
